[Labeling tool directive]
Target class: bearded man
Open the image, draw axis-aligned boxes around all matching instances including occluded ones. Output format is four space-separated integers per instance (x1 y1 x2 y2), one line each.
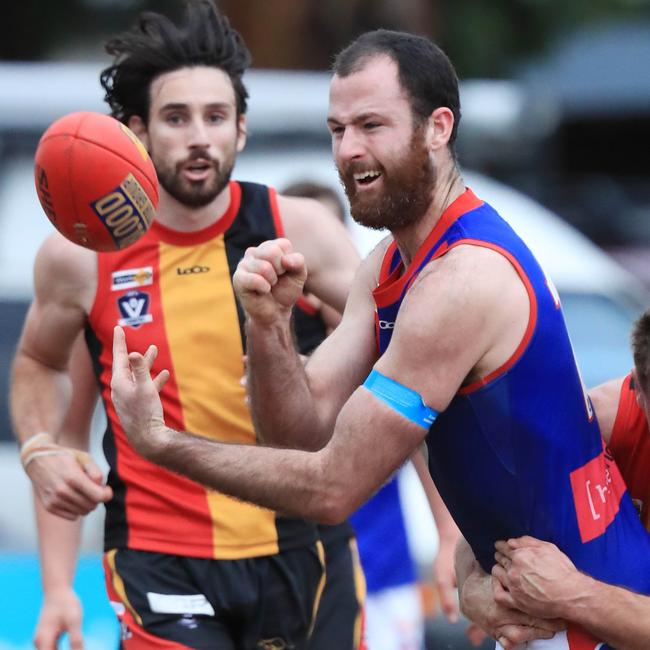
111 29 650 650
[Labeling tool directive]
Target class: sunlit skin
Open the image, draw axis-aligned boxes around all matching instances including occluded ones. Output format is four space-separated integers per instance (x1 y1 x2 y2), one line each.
128 66 247 230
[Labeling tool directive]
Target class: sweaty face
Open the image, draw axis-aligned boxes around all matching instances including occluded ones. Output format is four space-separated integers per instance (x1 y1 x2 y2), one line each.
144 67 244 208
329 56 437 231
338 121 436 231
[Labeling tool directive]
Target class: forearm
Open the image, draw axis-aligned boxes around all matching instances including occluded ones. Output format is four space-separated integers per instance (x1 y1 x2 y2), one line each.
455 537 479 598
10 351 72 445
154 427 344 522
563 575 650 650
35 495 82 592
246 315 332 450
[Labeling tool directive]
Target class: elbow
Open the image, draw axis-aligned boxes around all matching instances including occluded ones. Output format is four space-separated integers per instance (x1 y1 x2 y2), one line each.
310 483 356 525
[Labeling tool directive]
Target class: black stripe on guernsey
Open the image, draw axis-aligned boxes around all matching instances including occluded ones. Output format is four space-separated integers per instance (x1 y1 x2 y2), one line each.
85 326 128 550
223 182 279 353
223 182 321 553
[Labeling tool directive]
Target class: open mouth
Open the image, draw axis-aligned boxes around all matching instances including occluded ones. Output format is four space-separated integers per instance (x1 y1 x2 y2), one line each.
353 170 382 188
183 159 213 181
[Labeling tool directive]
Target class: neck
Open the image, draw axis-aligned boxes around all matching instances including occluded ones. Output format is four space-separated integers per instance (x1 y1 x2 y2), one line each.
153 184 232 232
392 163 464 267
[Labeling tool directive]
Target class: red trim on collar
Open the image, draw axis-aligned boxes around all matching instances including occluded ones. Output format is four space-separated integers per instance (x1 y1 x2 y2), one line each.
149 181 241 246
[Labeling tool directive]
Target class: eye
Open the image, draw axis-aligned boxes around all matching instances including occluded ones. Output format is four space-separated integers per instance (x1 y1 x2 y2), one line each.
364 122 380 131
329 125 344 137
207 112 225 124
166 113 185 126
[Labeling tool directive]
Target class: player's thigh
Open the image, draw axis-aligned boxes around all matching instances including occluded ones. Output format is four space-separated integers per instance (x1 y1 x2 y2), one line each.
309 537 366 650
251 542 325 650
103 549 235 650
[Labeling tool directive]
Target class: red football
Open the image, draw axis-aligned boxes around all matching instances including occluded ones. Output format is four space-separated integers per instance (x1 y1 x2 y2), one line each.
34 111 159 252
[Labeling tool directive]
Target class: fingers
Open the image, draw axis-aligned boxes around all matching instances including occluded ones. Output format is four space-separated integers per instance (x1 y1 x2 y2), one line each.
153 369 170 393
437 582 460 624
128 352 151 382
496 624 555 647
491 569 516 607
111 326 130 376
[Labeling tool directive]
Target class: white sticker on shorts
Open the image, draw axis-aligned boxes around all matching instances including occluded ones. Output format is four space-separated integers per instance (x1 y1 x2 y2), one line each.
146 592 215 616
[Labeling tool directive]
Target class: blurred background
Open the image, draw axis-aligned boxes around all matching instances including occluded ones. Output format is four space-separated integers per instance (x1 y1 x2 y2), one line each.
1 1 649 648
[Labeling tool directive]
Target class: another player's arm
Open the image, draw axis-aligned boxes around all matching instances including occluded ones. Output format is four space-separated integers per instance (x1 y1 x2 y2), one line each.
493 536 650 650
10 234 110 516
244 241 381 451
411 450 461 622
278 194 360 314
112 245 512 522
34 336 100 650
588 377 624 445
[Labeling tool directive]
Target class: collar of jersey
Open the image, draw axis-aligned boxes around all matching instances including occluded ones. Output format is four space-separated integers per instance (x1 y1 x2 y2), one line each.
149 181 242 246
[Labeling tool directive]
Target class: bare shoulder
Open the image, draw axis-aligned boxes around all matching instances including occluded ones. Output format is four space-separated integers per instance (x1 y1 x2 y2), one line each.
35 232 97 308
275 194 344 239
589 378 625 443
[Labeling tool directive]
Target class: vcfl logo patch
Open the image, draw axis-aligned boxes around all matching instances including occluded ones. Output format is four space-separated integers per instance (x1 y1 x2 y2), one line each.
570 444 627 543
117 290 153 329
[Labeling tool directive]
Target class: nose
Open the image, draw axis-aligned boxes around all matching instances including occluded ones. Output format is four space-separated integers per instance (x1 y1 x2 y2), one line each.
335 127 365 163
187 115 210 148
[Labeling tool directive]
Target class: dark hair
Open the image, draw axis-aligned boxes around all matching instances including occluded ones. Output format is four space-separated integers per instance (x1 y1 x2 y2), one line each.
333 29 461 144
632 309 650 392
100 0 251 124
282 181 346 222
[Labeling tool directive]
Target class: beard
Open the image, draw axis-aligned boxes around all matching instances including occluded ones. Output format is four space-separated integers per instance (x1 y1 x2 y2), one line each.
338 125 436 231
152 148 235 208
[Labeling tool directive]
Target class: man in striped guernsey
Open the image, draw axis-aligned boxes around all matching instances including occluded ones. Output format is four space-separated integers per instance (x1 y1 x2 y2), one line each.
11 2 361 649
111 30 650 650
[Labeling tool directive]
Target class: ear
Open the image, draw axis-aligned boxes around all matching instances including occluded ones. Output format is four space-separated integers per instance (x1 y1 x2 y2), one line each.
424 107 455 152
128 115 150 151
236 114 247 153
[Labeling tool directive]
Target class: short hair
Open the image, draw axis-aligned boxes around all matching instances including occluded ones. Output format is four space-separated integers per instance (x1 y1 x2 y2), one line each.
332 29 461 144
632 309 650 392
282 181 345 222
100 0 251 124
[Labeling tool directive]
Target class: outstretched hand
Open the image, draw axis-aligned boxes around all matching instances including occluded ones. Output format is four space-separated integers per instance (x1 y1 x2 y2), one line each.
233 238 307 325
110 326 170 461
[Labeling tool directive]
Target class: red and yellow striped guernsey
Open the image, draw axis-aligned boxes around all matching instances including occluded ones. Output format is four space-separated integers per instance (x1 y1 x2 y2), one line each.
87 181 317 559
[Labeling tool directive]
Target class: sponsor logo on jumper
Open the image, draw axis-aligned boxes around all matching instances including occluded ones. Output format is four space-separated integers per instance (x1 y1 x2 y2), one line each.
177 265 210 275
111 266 153 291
91 173 155 249
120 622 132 641
257 639 292 650
570 445 626 543
117 291 153 329
378 320 395 329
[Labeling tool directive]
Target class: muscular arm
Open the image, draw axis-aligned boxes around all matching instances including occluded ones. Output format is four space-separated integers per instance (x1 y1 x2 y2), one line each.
34 336 100 650
245 242 380 451
493 536 650 650
10 234 110 516
112 244 528 524
278 194 360 313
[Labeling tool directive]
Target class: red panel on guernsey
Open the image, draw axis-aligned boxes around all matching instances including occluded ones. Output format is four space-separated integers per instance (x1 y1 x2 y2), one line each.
91 231 215 554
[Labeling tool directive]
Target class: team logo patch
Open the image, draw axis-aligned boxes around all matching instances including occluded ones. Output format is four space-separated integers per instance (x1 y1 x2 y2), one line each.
111 266 154 291
570 444 627 543
117 290 153 329
91 173 155 249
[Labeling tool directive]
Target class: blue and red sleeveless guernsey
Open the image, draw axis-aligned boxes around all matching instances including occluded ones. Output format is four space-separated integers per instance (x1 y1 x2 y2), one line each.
86 181 317 559
374 189 650 616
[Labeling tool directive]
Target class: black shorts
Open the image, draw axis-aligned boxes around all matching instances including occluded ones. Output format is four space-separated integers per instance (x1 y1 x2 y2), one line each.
103 543 325 650
308 536 366 650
